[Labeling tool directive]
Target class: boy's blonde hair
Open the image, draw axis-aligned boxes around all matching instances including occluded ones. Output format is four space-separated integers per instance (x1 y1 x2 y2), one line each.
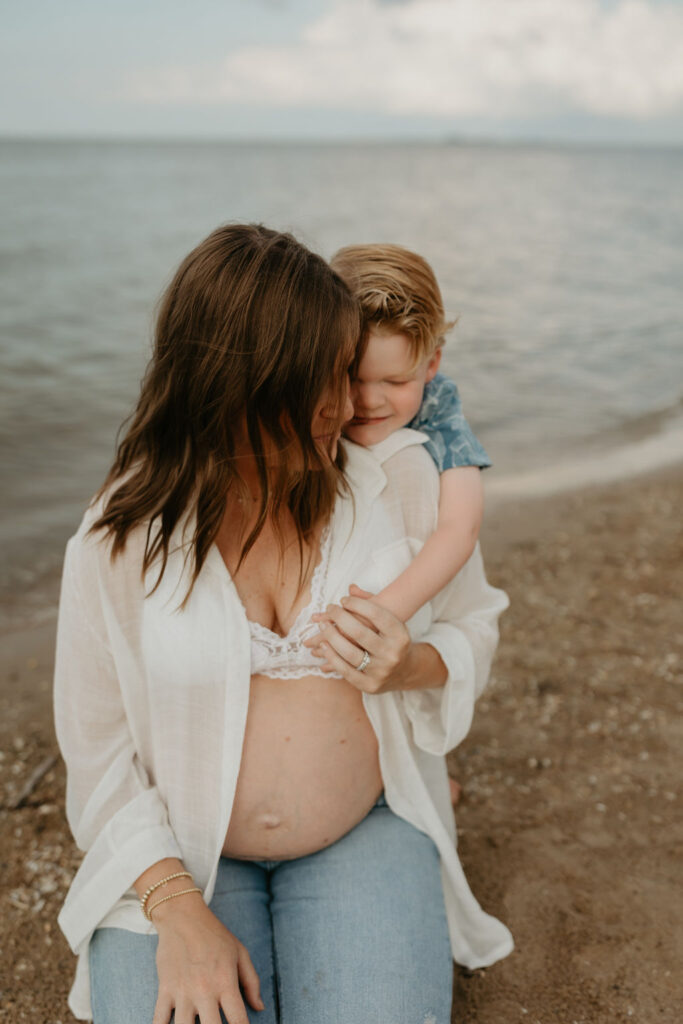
330 243 455 366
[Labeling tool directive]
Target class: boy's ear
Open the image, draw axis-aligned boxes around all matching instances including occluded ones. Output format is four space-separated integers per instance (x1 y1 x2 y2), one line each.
425 347 442 383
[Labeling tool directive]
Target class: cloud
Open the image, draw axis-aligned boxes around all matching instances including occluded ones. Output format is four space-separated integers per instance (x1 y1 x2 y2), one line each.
127 0 683 120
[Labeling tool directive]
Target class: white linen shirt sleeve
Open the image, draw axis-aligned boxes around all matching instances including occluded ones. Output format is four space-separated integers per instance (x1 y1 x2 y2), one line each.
379 440 509 757
53 531 183 953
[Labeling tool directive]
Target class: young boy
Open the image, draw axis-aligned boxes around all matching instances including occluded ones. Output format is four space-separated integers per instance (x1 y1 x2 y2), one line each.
331 242 490 624
325 244 491 806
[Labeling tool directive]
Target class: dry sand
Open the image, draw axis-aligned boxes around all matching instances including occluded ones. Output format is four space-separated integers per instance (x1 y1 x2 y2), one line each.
1 466 681 1023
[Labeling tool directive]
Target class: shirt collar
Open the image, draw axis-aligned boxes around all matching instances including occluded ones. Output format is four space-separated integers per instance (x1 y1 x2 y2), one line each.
367 426 429 464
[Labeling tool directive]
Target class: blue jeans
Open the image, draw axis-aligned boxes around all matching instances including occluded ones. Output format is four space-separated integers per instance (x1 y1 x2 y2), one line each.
89 794 453 1023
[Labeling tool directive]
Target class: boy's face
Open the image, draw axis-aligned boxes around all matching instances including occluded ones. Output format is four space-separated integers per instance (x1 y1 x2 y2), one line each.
345 327 441 447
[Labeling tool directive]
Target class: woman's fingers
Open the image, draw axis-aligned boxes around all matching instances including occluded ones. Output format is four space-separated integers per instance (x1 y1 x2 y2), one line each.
317 638 374 689
163 986 254 1024
152 992 173 1024
219 992 251 1024
320 605 381 654
195 999 226 1024
172 996 198 1023
237 944 265 1011
339 594 402 635
318 629 367 671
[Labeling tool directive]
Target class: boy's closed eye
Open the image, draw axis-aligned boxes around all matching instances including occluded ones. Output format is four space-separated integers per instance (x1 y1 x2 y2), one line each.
349 377 414 388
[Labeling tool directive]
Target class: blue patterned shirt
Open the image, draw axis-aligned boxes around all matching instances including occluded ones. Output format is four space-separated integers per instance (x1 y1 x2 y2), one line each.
409 372 491 473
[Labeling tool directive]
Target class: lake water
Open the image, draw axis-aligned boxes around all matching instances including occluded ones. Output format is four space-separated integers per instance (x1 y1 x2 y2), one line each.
1 139 682 632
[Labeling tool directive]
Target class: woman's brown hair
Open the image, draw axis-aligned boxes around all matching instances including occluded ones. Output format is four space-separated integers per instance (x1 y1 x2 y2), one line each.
90 223 359 599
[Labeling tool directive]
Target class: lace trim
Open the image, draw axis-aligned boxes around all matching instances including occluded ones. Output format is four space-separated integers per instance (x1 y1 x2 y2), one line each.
256 665 342 680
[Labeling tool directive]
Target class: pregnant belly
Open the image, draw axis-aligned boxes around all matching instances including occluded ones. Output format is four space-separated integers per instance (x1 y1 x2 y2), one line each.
222 673 383 860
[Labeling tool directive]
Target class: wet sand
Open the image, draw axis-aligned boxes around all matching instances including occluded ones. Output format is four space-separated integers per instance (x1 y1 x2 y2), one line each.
1 465 682 1022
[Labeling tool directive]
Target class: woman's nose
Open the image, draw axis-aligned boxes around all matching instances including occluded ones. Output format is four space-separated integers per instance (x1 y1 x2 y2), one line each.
343 386 354 422
319 380 353 423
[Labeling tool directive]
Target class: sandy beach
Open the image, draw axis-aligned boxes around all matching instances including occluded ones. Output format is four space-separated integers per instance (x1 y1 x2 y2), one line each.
1 465 681 1023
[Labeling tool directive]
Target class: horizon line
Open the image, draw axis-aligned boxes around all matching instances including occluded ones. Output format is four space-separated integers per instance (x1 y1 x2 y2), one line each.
1 132 682 151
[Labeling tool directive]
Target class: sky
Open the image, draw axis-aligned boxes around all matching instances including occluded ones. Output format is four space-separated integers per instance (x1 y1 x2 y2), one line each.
2 0 683 144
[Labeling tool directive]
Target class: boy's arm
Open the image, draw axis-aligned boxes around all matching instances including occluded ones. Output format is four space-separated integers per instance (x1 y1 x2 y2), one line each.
374 466 484 622
381 442 507 755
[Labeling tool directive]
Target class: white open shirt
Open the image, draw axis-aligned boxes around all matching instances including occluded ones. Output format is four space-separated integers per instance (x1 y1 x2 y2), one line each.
54 430 513 1020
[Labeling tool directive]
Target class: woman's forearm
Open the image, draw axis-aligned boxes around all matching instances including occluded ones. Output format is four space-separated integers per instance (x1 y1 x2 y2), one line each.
134 856 187 898
399 641 448 691
133 857 205 925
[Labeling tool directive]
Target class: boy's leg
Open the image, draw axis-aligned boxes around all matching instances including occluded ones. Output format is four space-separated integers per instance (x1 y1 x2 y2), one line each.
270 794 453 1024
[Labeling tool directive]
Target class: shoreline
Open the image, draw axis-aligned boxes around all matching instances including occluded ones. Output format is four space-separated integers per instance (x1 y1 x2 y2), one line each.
485 410 683 505
1 462 682 1021
482 455 683 558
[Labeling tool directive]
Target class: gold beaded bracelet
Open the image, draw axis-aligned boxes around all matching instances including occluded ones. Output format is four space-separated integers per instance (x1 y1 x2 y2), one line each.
147 887 203 921
140 871 193 921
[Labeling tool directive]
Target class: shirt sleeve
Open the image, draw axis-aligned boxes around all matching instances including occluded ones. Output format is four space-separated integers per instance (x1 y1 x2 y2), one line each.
409 373 492 472
380 443 508 756
53 534 183 953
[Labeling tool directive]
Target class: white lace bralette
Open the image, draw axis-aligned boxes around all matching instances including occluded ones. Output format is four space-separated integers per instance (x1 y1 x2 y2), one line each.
247 524 340 680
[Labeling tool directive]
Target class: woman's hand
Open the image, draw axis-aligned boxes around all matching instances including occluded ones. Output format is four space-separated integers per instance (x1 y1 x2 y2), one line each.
305 584 418 695
152 897 264 1024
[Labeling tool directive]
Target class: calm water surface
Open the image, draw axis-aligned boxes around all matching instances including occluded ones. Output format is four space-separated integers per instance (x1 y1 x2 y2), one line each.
1 140 682 630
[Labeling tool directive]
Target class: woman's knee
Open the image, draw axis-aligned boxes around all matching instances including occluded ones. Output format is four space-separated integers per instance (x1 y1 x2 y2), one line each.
270 806 453 1022
89 927 159 1024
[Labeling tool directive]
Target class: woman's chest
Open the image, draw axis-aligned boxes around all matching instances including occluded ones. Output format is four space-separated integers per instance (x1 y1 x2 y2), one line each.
215 519 325 636
135 487 433 701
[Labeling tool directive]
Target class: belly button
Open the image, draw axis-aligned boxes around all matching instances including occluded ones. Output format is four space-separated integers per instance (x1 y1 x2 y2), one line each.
259 814 282 829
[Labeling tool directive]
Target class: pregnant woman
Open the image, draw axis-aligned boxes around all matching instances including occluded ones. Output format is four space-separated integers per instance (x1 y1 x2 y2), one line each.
54 224 512 1024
